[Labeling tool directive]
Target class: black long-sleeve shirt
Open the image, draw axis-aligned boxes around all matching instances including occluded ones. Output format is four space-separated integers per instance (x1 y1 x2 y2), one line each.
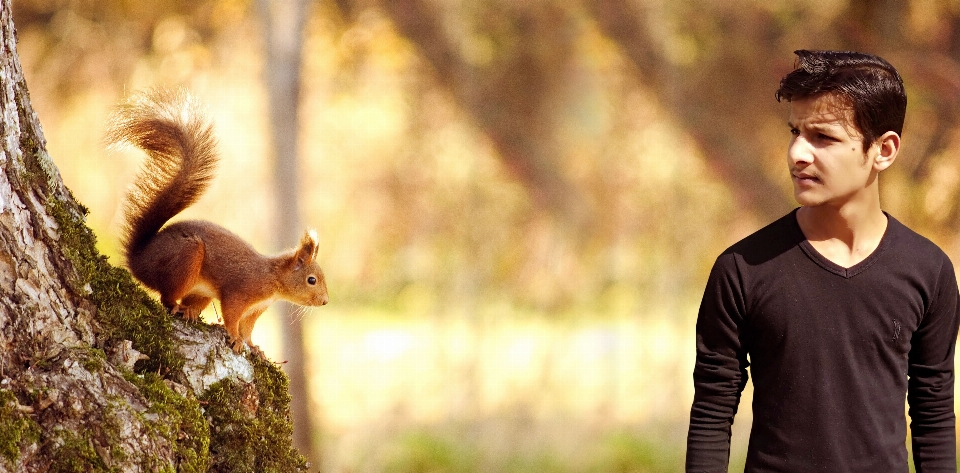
687 210 960 472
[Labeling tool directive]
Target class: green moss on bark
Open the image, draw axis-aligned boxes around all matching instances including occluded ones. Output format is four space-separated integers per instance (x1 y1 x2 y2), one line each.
47 198 186 375
200 356 308 473
49 429 111 473
0 390 41 469
123 371 211 472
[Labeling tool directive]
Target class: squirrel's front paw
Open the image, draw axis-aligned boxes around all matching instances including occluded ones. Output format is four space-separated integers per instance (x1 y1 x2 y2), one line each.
230 338 246 354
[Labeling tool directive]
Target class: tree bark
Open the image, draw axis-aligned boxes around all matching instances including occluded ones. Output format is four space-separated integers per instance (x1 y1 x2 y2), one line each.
0 1 306 471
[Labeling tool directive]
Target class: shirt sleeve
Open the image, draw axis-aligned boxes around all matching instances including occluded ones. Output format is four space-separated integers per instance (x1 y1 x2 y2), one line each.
686 253 750 472
908 256 960 472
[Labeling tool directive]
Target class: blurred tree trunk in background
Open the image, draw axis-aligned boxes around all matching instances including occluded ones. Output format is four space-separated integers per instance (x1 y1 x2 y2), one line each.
352 0 589 223
587 0 794 223
338 0 795 225
255 0 316 466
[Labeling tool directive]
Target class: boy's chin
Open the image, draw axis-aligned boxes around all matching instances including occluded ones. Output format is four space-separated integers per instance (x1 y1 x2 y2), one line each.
793 192 825 208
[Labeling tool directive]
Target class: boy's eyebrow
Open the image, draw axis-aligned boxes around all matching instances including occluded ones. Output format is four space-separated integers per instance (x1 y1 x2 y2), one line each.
788 120 840 131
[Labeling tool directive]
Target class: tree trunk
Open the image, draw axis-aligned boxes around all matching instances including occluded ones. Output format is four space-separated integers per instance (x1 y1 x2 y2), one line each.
255 0 316 466
0 1 306 471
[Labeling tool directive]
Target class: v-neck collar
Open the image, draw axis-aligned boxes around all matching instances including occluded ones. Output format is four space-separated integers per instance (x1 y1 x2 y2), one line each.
791 208 894 279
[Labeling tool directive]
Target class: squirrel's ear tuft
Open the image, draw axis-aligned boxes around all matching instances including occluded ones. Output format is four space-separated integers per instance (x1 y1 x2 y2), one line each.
295 230 319 266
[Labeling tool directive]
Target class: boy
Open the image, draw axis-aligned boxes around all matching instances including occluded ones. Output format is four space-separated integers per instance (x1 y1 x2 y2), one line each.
686 50 960 472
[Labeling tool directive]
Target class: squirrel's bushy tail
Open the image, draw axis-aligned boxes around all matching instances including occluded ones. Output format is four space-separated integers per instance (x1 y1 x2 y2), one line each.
107 88 219 262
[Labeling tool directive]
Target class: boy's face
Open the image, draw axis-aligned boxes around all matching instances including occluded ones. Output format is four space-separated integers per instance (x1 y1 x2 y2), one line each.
787 93 882 208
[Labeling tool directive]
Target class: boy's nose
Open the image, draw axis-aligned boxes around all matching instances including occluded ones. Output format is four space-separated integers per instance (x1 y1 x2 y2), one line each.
788 137 814 165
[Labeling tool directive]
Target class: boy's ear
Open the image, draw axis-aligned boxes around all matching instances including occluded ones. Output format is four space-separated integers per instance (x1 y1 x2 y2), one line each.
873 131 900 172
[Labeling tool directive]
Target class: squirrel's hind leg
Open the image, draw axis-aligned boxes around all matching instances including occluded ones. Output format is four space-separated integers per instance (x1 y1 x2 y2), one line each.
154 234 206 317
178 294 212 321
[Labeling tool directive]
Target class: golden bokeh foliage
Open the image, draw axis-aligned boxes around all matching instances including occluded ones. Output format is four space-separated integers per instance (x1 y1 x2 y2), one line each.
13 0 960 470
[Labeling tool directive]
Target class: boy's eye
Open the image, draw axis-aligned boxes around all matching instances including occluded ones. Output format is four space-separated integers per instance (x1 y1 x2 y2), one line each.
789 128 800 136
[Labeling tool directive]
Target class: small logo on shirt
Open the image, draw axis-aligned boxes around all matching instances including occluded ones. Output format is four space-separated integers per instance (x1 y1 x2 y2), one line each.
892 320 902 341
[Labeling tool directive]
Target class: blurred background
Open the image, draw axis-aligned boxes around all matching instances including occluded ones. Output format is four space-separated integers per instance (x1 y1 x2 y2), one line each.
12 0 960 471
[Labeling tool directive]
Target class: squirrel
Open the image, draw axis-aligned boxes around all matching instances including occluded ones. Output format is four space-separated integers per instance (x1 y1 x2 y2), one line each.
107 88 328 358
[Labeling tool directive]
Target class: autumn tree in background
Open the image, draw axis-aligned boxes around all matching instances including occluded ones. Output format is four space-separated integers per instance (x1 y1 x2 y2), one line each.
11 0 960 469
329 0 960 235
15 0 960 303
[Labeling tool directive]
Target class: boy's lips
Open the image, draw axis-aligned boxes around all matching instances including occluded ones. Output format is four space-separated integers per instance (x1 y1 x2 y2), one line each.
792 171 820 183
792 174 821 190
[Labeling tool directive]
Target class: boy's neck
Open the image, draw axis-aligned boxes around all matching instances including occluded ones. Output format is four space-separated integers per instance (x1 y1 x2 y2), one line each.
796 199 888 268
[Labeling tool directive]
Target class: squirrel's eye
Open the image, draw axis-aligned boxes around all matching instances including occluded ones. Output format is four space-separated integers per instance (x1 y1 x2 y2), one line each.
307 276 317 285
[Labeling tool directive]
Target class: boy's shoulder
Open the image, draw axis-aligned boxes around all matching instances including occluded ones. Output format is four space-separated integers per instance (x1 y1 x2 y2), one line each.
884 214 953 265
718 210 805 267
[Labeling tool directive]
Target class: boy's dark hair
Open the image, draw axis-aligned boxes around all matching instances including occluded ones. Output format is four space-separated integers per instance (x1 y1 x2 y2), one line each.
776 50 906 149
